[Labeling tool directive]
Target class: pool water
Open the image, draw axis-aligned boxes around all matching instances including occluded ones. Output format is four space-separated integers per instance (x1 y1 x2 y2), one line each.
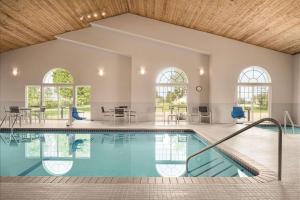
257 125 300 134
0 131 253 177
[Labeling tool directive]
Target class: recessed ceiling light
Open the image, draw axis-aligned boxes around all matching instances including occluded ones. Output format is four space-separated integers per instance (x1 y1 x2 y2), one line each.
101 11 106 17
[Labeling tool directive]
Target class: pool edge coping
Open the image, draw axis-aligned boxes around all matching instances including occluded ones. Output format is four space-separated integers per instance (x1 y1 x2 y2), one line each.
0 127 278 184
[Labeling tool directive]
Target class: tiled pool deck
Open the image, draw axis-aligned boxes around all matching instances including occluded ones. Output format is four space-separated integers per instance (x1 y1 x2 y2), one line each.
0 121 299 199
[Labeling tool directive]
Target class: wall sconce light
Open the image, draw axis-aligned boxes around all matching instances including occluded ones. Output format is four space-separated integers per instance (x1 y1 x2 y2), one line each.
199 68 205 76
101 11 106 17
140 66 146 75
98 68 104 77
12 67 19 76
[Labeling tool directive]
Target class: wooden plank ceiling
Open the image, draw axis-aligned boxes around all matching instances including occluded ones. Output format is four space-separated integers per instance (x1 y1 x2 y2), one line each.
0 0 300 54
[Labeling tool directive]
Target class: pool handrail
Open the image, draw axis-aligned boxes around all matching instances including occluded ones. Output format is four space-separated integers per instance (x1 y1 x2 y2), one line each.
0 113 7 128
284 111 295 134
186 118 283 181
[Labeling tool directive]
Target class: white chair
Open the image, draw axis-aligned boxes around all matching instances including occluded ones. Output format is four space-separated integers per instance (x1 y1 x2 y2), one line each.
101 106 113 120
20 107 32 124
8 106 23 127
199 106 212 124
177 106 188 121
127 110 137 123
113 108 125 123
167 113 179 124
32 107 46 123
167 106 179 124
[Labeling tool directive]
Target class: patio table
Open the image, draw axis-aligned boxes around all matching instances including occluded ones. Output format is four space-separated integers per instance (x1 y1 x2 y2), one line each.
20 107 32 124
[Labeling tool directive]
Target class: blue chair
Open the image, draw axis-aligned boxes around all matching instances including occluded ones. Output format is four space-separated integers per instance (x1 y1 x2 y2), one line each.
71 139 86 152
231 106 245 120
72 107 86 120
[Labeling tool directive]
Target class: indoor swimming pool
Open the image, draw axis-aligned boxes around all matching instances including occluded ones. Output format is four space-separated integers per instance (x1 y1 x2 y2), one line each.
0 130 254 177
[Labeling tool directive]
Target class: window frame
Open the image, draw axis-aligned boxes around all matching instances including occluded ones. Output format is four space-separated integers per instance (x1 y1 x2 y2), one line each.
25 68 91 120
155 68 189 115
236 66 272 121
238 66 271 84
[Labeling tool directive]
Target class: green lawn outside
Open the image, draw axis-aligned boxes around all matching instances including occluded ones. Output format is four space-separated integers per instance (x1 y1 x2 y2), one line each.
155 102 187 113
41 105 90 119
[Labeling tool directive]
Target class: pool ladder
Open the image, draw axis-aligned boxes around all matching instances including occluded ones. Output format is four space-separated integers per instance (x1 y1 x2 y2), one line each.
10 115 19 133
284 111 295 134
186 118 283 181
0 113 7 128
0 114 20 143
0 114 19 131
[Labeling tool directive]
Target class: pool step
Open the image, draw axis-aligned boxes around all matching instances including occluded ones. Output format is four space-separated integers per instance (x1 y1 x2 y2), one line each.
212 165 233 177
188 158 219 173
189 157 240 177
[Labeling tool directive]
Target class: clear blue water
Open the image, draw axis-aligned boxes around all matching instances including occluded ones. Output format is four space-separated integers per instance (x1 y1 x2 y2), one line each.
257 125 300 134
0 131 253 177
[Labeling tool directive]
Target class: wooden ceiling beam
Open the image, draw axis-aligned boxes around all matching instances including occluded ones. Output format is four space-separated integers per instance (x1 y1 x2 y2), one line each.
0 11 48 43
0 1 55 38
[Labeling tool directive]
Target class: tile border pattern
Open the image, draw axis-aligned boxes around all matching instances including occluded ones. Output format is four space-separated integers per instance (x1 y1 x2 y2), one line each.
0 127 277 184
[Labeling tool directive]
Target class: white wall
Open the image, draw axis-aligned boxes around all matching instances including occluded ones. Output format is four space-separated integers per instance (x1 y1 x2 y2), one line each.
58 26 210 121
0 27 210 122
59 14 293 123
0 40 132 120
292 54 300 124
0 14 295 123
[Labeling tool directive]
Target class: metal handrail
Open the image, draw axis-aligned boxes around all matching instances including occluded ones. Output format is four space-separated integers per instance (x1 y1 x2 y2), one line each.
0 115 19 143
284 111 295 134
10 115 19 133
0 113 7 128
186 118 283 180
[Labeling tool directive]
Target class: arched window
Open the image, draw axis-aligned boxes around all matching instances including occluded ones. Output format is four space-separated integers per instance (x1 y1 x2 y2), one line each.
43 68 74 84
155 68 188 122
25 68 91 120
42 68 74 119
238 66 271 83
156 68 188 84
237 66 272 121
